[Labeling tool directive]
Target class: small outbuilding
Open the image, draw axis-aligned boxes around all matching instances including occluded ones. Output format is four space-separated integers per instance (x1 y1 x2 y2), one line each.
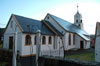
95 22 100 62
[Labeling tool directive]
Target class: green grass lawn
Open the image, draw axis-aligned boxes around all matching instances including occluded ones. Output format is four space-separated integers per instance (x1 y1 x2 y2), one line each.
65 53 95 62
0 62 8 66
0 44 3 48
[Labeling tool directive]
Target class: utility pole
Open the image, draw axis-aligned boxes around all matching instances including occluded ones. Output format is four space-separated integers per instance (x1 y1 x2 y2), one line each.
13 32 17 66
36 30 41 66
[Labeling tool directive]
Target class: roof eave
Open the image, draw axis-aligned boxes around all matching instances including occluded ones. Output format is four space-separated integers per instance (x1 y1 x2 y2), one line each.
13 14 24 32
42 20 63 36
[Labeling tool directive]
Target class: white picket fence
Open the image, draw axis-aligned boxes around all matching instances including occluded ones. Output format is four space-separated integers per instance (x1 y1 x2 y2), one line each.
40 49 64 57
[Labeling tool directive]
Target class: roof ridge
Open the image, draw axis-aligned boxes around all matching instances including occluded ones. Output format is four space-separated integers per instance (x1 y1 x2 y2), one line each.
47 13 89 40
13 14 40 22
48 13 72 24
48 13 88 33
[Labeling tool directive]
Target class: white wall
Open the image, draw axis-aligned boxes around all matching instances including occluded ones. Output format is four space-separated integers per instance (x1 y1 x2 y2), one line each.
40 35 54 51
95 27 100 62
76 35 90 49
83 41 90 49
3 17 22 55
64 32 90 51
22 34 33 56
95 36 100 62
21 34 62 56
64 33 76 50
75 35 82 49
45 15 66 34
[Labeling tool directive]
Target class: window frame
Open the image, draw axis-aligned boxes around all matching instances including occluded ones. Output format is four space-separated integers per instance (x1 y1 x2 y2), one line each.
34 36 36 45
42 36 46 45
25 35 31 46
48 36 52 44
69 33 71 45
76 20 78 23
73 34 75 45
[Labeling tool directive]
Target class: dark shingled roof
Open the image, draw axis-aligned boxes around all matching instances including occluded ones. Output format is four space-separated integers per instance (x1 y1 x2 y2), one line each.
48 14 90 41
43 21 63 36
14 14 57 35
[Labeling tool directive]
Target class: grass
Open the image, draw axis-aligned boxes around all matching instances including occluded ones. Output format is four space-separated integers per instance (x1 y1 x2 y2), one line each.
0 43 3 48
65 53 95 62
0 62 8 66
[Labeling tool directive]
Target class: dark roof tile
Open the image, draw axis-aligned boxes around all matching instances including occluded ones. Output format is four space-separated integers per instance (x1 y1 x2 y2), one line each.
49 14 90 41
14 14 55 35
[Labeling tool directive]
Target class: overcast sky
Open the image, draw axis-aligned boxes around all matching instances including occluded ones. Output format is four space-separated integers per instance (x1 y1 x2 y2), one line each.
0 0 100 34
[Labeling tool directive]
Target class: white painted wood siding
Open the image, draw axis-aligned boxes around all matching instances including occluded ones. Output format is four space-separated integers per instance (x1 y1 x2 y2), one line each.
95 27 100 62
64 33 75 50
45 15 66 34
3 17 22 55
21 34 62 56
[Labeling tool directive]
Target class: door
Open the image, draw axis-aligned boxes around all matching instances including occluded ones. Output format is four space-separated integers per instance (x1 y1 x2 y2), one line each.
80 41 84 49
9 36 13 49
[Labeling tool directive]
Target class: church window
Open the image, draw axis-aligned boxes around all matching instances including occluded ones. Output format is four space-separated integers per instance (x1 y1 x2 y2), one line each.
48 36 52 44
73 34 75 45
69 34 71 45
34 36 36 45
25 35 31 45
76 20 78 23
79 24 80 27
42 36 46 45
81 20 82 23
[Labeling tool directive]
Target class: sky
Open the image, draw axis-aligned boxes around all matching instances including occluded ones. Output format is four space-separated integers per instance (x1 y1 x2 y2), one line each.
0 0 100 34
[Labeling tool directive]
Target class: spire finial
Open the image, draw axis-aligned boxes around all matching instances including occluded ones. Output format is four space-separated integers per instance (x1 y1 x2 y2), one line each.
77 3 79 9
77 3 79 12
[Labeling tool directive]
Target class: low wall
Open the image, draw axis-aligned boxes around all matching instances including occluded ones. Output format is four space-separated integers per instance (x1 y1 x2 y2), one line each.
39 56 100 66
20 56 36 66
0 48 12 66
40 49 64 57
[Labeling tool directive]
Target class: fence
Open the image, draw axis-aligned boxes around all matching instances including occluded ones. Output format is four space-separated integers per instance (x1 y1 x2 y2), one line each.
40 49 64 57
0 48 12 66
39 56 100 66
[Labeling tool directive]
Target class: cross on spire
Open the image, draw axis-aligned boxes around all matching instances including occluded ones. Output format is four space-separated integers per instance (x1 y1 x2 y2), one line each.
77 3 79 12
77 3 79 8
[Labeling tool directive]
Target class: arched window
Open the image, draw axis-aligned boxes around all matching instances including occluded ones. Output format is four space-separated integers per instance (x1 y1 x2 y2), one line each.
73 34 75 45
69 34 71 45
25 35 31 45
81 20 82 23
34 36 36 45
76 20 78 23
42 36 46 45
79 24 80 27
48 36 52 44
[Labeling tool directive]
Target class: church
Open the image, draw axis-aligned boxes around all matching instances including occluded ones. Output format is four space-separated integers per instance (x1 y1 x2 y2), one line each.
3 6 90 57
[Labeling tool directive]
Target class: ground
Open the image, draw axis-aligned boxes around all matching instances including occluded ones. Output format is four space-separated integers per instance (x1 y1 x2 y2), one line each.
0 44 3 48
0 43 12 66
0 41 95 65
65 53 94 62
65 48 95 62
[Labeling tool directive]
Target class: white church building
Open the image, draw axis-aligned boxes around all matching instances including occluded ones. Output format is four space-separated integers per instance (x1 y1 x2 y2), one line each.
3 6 90 57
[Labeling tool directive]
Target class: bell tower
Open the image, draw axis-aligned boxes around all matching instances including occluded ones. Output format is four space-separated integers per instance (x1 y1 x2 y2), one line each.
74 4 83 29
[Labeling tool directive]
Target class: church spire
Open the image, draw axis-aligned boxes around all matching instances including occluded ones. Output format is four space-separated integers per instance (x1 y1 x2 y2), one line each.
74 4 83 29
77 3 79 13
